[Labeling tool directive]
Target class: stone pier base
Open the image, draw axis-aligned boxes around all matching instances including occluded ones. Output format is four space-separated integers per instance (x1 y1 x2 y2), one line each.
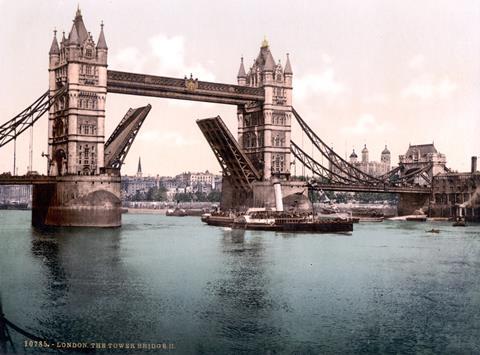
397 193 430 216
220 178 311 211
32 175 122 227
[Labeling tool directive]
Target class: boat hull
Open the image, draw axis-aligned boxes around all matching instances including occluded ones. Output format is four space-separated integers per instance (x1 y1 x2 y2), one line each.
233 221 353 233
203 215 235 227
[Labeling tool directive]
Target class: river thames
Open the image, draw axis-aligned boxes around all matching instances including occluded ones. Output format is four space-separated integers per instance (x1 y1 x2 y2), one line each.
0 210 479 354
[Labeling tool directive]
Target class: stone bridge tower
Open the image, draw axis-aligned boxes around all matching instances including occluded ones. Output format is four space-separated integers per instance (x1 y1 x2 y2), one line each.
34 8 121 228
48 8 107 176
236 39 293 181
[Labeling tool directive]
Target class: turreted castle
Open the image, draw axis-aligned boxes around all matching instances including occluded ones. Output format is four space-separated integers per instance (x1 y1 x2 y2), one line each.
348 144 391 177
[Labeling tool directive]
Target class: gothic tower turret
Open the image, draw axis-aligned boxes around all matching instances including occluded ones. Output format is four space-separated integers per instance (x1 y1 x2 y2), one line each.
381 145 391 169
237 39 293 180
48 8 108 176
361 144 369 164
237 57 247 86
349 149 358 164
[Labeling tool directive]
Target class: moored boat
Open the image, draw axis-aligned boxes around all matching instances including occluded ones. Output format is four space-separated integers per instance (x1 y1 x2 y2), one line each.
406 215 427 222
452 216 466 227
201 212 235 227
166 208 187 217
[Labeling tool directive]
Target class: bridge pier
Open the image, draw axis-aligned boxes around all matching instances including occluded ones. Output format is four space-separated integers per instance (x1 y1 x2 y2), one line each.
32 175 122 227
397 192 430 216
220 178 310 211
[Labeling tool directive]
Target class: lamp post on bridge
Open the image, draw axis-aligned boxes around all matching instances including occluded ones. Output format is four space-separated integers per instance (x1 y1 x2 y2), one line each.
41 152 52 176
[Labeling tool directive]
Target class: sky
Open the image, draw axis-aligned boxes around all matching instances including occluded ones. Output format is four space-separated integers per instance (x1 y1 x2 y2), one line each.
0 0 479 176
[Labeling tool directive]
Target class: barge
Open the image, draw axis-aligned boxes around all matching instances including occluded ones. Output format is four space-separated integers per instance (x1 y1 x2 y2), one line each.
201 212 234 227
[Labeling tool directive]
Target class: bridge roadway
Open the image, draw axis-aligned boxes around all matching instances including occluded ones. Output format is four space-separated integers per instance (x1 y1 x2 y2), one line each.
309 182 432 194
106 70 265 105
0 175 55 185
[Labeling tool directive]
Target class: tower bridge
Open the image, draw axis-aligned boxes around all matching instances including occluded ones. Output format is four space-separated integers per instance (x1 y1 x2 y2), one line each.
0 8 442 226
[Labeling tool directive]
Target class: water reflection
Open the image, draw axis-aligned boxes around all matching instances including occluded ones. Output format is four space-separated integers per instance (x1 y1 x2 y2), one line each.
28 227 150 344
196 229 287 353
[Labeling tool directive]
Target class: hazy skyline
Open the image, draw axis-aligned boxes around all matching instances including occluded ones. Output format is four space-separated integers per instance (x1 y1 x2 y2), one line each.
0 0 478 176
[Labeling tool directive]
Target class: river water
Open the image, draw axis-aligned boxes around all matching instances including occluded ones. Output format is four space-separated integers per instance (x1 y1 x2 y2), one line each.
0 210 479 354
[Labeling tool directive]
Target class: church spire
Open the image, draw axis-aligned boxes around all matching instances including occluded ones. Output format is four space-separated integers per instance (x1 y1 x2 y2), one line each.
137 157 142 177
49 29 60 55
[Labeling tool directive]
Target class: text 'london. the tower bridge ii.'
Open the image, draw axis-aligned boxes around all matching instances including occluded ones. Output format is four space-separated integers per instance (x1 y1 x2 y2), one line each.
0 8 478 227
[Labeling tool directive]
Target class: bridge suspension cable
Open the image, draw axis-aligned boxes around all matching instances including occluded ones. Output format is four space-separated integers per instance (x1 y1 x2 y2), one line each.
291 141 359 185
291 107 435 190
291 107 383 185
0 86 67 149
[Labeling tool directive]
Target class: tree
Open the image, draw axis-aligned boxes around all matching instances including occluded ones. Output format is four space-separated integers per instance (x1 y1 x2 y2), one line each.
145 186 168 201
174 192 194 202
207 191 221 202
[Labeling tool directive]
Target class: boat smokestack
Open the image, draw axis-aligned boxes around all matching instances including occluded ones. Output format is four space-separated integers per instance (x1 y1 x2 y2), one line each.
472 156 477 173
273 182 284 212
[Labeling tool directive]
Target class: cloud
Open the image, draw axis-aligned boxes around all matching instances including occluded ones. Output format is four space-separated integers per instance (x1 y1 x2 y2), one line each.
362 93 389 105
138 130 199 146
149 34 185 73
341 113 392 136
321 53 333 64
113 47 145 72
111 33 215 81
295 68 347 100
401 76 457 99
408 54 425 69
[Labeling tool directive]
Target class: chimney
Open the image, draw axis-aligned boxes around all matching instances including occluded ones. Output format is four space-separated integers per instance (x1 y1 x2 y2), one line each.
472 156 478 173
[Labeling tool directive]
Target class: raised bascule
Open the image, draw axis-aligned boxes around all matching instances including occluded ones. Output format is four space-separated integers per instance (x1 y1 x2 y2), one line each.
0 8 478 226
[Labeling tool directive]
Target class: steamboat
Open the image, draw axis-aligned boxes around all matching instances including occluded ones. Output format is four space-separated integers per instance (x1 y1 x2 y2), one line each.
201 183 353 233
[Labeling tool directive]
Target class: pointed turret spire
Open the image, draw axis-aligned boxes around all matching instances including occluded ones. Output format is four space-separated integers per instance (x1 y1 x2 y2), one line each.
68 6 89 45
49 29 60 55
97 21 108 49
68 23 79 45
237 57 246 78
284 53 293 75
264 50 275 72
